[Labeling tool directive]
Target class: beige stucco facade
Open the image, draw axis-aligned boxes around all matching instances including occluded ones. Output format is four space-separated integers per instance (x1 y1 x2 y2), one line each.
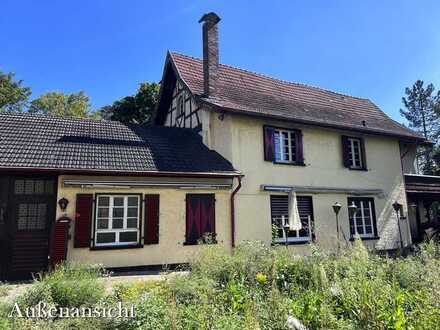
201 109 413 251
56 175 233 268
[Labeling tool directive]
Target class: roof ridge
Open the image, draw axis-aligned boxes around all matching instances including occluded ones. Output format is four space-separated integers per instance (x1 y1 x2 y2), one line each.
0 111 113 124
169 51 370 102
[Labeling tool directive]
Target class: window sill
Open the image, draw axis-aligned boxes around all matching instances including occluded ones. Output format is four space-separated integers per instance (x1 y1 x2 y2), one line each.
183 241 218 246
348 167 368 171
273 161 306 167
349 236 379 241
90 244 143 251
273 239 312 245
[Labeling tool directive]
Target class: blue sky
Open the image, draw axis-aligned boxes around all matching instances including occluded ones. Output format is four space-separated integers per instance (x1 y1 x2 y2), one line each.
1 1 440 121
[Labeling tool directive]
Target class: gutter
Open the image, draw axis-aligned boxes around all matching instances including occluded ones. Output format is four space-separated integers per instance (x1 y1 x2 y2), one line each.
63 179 232 190
230 175 243 248
0 166 240 179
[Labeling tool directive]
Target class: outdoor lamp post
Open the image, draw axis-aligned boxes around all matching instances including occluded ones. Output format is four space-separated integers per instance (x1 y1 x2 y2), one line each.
282 216 290 247
332 202 342 241
348 202 358 239
392 201 404 250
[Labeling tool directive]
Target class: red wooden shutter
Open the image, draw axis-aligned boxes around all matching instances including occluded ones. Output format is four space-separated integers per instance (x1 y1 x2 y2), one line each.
295 130 304 164
74 194 93 248
186 195 201 244
341 136 351 168
263 126 275 161
360 138 367 170
201 194 216 236
50 217 70 267
144 195 160 244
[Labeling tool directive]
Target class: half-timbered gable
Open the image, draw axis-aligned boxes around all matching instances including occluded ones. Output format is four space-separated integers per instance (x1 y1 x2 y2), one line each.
164 80 202 131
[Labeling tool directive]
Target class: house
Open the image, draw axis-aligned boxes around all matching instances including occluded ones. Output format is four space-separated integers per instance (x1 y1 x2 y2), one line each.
0 12 435 281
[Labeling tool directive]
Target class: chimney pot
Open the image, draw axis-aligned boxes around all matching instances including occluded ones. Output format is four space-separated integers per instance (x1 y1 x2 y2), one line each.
199 12 221 97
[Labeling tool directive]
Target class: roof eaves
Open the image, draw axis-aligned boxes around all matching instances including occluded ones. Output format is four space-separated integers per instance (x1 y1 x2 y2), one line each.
199 98 426 142
0 165 242 178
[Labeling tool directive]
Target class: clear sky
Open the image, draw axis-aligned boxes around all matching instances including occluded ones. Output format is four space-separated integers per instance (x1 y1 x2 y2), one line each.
2 1 440 121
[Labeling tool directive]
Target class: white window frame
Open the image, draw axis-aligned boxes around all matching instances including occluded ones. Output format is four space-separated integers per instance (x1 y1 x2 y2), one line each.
94 195 141 247
274 128 296 163
270 195 312 243
350 198 375 239
273 215 313 243
348 137 363 169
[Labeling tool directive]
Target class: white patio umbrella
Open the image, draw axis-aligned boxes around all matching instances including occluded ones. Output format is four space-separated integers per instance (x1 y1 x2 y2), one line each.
288 190 302 231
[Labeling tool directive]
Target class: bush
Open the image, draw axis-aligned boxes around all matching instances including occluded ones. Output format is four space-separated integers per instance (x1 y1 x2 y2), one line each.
4 241 440 329
17 263 106 309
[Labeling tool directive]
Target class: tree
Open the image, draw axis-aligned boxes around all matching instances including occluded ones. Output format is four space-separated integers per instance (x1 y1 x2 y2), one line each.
29 91 94 118
0 70 32 112
101 82 159 125
400 80 440 174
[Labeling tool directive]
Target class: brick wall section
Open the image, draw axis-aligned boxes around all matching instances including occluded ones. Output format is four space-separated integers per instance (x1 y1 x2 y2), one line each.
200 12 221 97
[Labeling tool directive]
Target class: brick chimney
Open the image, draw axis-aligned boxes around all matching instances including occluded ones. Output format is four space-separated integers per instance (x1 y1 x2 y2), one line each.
199 12 221 97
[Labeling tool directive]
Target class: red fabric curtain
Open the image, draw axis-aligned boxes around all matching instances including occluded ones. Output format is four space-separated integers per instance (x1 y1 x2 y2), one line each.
186 194 215 244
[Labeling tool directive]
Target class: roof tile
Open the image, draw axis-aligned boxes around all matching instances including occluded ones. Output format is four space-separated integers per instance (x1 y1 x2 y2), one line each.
170 52 422 140
0 112 235 174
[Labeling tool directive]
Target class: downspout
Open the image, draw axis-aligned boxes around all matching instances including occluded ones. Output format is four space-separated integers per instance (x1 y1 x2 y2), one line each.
230 175 243 248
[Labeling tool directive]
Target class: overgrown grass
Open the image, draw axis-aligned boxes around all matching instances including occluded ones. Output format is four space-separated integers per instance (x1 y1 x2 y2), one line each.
1 241 440 329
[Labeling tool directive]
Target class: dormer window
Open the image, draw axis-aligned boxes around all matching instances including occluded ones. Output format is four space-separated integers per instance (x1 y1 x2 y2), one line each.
342 136 367 170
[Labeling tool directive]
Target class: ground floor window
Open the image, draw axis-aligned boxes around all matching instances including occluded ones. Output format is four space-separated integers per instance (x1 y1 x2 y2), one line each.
270 195 314 243
347 197 377 239
94 194 141 247
185 194 216 244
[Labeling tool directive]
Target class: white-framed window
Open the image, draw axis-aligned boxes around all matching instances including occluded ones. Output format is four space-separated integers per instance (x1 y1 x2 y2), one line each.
348 137 363 169
94 195 141 247
348 197 377 239
270 195 313 243
274 129 297 163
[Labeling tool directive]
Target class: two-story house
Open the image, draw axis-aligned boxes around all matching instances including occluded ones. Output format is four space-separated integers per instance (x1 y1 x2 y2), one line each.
154 12 427 251
0 12 432 281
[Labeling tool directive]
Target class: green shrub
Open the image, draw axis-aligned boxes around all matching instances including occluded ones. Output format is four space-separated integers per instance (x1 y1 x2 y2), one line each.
6 241 440 329
17 263 106 310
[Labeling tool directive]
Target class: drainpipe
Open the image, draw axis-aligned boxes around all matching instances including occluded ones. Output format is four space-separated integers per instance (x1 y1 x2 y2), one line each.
230 175 243 248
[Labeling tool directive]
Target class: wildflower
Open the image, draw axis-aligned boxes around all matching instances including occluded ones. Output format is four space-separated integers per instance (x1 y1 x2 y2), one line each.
286 311 307 330
255 272 267 285
329 283 341 297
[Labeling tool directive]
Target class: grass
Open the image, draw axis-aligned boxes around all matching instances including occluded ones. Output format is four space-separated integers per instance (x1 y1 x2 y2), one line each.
0 283 10 297
1 240 440 329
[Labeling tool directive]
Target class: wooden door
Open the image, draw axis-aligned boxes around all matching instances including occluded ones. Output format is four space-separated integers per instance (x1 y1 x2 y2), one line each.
5 176 56 280
0 176 10 280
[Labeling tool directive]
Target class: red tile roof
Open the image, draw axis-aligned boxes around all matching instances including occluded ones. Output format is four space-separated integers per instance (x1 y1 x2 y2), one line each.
169 52 424 141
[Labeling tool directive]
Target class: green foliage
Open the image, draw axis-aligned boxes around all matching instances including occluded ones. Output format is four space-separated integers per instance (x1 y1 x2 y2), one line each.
100 82 159 125
17 263 106 310
0 70 32 112
29 91 96 118
2 242 440 329
400 80 440 174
